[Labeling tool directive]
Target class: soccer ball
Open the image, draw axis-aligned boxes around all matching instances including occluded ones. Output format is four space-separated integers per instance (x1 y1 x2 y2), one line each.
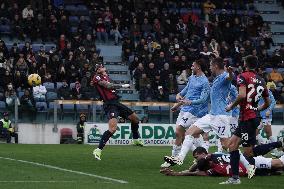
28 74 41 86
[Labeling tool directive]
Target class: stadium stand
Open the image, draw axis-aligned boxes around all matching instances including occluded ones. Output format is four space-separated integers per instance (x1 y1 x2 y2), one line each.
0 0 283 123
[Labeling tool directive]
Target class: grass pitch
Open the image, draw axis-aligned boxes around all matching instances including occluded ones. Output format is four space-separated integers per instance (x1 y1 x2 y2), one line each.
0 144 283 189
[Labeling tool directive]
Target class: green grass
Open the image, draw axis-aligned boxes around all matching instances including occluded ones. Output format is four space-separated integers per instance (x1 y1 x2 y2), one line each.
0 144 283 189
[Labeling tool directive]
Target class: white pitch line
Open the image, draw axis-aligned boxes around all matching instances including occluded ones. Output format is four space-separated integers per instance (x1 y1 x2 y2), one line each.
0 181 75 183
0 157 128 184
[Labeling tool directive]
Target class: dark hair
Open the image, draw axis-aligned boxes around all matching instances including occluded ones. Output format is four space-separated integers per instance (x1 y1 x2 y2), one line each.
192 147 208 156
245 55 258 69
195 59 207 72
197 158 211 171
211 57 224 69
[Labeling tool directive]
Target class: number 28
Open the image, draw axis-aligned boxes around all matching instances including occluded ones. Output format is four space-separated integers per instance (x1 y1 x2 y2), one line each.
247 84 264 102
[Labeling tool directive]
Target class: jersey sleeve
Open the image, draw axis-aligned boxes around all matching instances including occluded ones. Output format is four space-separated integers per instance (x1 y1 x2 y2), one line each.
237 74 246 87
206 169 218 176
92 75 101 84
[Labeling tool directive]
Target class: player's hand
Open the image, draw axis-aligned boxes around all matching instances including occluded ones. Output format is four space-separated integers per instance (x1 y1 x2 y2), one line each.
171 102 183 112
180 99 192 105
176 93 184 101
227 66 233 73
121 84 130 88
265 111 270 118
160 168 174 176
225 104 233 112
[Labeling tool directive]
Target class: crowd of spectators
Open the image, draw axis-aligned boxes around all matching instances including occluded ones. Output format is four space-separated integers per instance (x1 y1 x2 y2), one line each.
0 0 284 116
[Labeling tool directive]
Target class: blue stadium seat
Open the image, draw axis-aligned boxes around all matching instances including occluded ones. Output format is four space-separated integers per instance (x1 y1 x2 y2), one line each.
36 102 47 111
0 25 11 34
43 82 55 91
169 94 176 102
69 16 79 26
70 26 78 33
44 44 56 52
46 91 58 102
0 101 6 113
61 104 76 120
18 91 24 98
32 44 43 52
56 82 63 89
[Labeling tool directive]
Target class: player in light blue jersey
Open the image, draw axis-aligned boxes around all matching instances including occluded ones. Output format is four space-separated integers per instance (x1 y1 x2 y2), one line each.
164 57 234 166
161 59 210 168
256 89 283 157
217 84 240 152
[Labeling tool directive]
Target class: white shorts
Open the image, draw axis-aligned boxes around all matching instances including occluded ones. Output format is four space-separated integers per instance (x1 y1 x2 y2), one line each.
257 118 272 130
194 114 231 138
230 116 239 133
176 111 199 129
254 156 272 169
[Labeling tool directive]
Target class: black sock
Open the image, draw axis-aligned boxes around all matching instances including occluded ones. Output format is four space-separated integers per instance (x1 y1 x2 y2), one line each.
246 156 255 165
131 122 140 139
98 130 113 150
230 150 240 179
253 142 282 156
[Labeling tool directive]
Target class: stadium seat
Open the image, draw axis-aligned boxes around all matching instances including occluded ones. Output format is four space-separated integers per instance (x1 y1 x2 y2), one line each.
32 44 43 52
61 104 76 120
169 94 176 102
0 25 11 34
35 101 48 120
43 82 55 91
0 101 6 113
69 16 79 26
76 104 90 120
56 82 63 89
46 91 58 102
60 128 75 144
18 91 24 99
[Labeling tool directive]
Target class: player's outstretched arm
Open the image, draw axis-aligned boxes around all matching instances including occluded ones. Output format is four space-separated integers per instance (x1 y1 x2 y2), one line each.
97 80 130 89
160 168 207 176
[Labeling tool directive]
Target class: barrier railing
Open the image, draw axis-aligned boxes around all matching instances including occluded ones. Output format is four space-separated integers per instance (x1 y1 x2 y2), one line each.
12 100 284 133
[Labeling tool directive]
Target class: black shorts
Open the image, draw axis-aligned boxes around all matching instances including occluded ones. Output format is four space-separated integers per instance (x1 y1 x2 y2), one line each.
103 101 134 120
233 118 260 147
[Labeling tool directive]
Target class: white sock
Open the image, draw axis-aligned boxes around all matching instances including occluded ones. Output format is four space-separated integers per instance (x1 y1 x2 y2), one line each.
217 139 223 153
239 150 251 170
279 155 284 165
202 141 210 152
172 145 182 157
179 135 194 161
269 136 277 143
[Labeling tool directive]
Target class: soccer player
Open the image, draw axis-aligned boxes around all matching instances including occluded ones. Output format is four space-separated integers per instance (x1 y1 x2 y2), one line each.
217 84 239 152
222 55 270 184
256 90 283 157
92 64 143 160
161 145 284 177
164 57 235 166
161 59 210 168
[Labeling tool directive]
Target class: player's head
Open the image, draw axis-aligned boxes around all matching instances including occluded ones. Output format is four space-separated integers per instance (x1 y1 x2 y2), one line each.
3 112 9 120
193 147 208 160
244 55 258 70
196 158 211 171
95 64 106 74
191 59 206 75
210 57 224 76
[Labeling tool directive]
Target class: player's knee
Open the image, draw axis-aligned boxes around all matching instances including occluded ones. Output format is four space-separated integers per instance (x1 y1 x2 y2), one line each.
129 113 139 124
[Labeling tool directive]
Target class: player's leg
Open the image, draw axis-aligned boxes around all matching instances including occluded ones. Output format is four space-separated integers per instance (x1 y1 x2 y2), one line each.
200 132 210 152
164 115 211 166
93 105 118 160
128 112 144 146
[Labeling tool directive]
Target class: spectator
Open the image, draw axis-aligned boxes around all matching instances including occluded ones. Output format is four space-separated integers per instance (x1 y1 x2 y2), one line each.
110 18 123 45
4 83 18 111
156 85 169 102
96 17 108 43
19 89 36 121
0 112 18 143
22 4 34 19
139 83 156 101
269 68 284 87
83 34 96 53
32 83 47 102
164 73 178 94
58 80 72 100
72 81 83 100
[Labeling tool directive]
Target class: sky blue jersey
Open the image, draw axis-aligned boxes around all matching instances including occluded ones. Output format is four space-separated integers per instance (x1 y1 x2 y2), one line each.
180 74 210 118
210 72 231 116
259 90 276 120
227 85 240 118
